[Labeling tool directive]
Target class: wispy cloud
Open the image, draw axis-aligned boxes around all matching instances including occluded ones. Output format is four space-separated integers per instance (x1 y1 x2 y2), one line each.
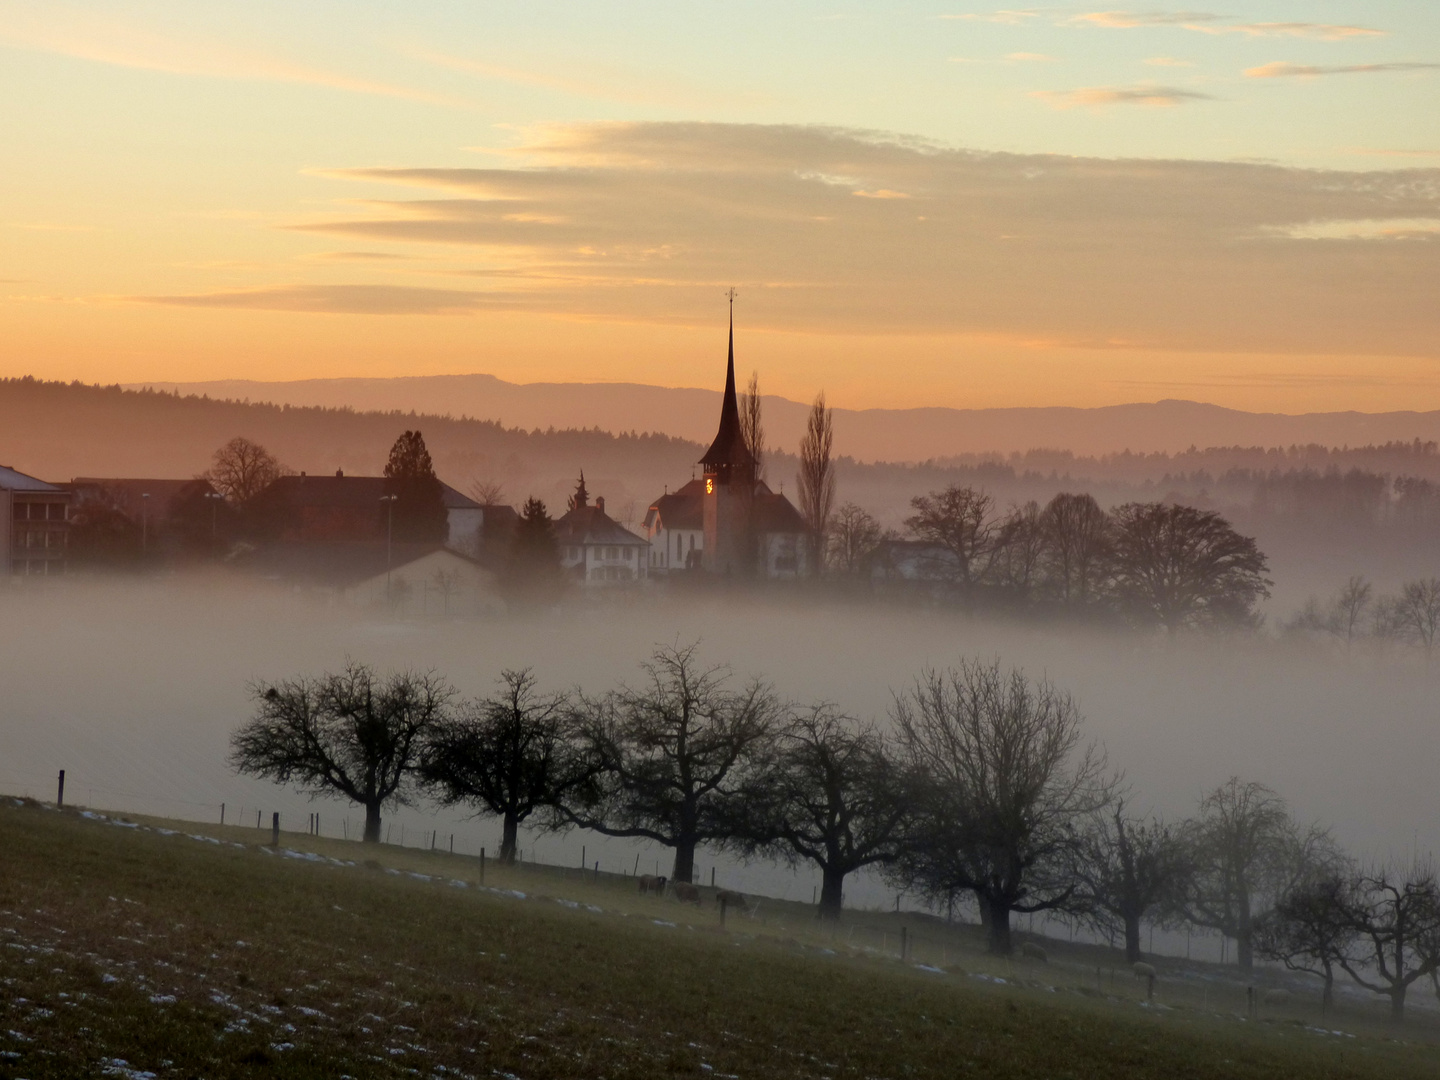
1033 84 1214 108
1247 61 1440 79
301 251 416 263
1065 12 1384 40
0 16 468 107
277 122 1440 355
852 189 911 199
940 10 1041 24
133 284 517 315
1007 52 1059 62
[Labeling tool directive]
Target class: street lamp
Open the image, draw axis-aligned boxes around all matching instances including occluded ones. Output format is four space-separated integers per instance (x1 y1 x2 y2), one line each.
203 491 225 546
379 495 398 595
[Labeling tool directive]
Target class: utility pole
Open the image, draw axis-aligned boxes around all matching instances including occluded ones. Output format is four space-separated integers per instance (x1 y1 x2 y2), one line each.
204 491 224 544
379 495 398 599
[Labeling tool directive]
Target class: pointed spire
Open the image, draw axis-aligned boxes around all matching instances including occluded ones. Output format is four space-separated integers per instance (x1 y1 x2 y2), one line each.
568 470 589 512
701 290 754 475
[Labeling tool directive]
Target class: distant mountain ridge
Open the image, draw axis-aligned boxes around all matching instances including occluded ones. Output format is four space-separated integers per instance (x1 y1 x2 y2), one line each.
132 375 1440 461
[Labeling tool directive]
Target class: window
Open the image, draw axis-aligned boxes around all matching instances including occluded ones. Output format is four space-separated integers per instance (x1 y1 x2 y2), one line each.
48 503 65 521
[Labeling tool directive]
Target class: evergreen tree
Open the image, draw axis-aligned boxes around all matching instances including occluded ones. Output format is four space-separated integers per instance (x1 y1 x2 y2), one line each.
383 430 448 543
507 496 563 602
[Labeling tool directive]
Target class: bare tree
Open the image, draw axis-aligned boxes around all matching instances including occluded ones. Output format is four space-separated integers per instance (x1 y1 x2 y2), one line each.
740 370 765 483
230 663 451 843
422 669 596 865
1040 492 1111 605
751 706 911 920
826 502 883 576
1073 800 1189 963
1394 578 1440 657
206 436 283 506
891 660 1112 955
469 478 506 506
1178 778 1337 970
1108 503 1271 633
904 485 1000 593
1255 872 1357 1012
796 392 835 576
992 501 1046 599
1336 860 1440 1021
563 643 785 883
1332 576 1374 647
1287 576 1373 648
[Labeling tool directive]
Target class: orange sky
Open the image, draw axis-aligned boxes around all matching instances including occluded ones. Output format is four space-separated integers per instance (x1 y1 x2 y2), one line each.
2 2 1438 412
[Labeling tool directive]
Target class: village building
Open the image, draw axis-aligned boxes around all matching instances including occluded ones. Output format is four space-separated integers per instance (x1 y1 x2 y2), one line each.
246 471 487 555
240 541 502 616
554 474 650 587
1 465 71 576
642 310 809 579
69 477 225 555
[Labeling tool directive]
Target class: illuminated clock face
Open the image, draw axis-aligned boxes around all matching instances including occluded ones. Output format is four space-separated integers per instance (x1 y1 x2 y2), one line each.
705 478 714 495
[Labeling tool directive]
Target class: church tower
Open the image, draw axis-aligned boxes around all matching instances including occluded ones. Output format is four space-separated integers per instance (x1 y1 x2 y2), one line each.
700 295 756 575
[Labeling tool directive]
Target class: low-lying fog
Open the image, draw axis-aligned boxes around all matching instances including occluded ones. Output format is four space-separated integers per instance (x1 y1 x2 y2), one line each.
4 577 1437 952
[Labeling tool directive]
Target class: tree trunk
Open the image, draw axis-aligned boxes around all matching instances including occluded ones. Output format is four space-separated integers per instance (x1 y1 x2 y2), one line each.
363 803 382 844
977 892 992 930
983 895 1012 955
1124 915 1143 964
500 813 520 865
818 866 845 920
1321 975 1333 1014
1390 988 1406 1022
672 841 696 884
1236 928 1254 971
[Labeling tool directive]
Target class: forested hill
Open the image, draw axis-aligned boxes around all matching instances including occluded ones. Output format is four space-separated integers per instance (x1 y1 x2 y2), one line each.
0 377 702 522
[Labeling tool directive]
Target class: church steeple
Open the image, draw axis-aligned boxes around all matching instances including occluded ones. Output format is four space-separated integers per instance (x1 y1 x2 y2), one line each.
700 291 755 480
568 470 590 511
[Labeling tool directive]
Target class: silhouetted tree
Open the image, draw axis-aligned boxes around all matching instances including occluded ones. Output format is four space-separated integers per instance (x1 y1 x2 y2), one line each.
1074 800 1189 963
1336 861 1440 1021
1287 575 1373 648
67 490 142 568
1040 492 1111 605
384 430 448 543
1393 578 1440 657
469 478 506 506
206 436 283 506
752 706 910 920
827 502 884 576
563 643 785 883
1108 502 1270 632
422 669 596 864
506 497 563 602
230 663 451 843
891 660 1112 955
740 370 765 483
904 485 999 593
1177 778 1338 971
796 392 835 576
1255 872 1357 1012
992 501 1046 599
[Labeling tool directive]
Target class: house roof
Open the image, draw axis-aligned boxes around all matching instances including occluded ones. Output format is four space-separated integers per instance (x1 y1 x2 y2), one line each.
235 541 478 588
0 465 63 493
253 474 477 510
555 503 648 548
71 478 218 519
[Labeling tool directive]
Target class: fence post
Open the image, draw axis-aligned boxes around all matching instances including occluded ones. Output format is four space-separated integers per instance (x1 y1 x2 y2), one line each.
57 770 65 808
256 809 261 829
450 833 454 854
594 860 599 883
633 853 640 876
271 812 280 847
220 803 225 826
711 866 716 888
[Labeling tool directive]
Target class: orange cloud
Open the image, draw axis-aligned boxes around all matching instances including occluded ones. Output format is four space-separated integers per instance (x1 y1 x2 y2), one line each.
1247 61 1440 79
1032 85 1213 108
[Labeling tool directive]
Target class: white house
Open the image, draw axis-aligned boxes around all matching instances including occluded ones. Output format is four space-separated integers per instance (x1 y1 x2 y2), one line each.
554 475 649 587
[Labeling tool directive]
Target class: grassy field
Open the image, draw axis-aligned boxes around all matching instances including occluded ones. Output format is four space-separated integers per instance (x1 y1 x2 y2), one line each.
2 798 1438 1079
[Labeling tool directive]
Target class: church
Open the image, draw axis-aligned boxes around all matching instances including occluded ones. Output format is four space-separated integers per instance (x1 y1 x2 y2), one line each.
643 311 810 579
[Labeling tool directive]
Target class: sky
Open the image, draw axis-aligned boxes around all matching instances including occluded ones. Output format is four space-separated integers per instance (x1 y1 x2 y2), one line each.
1 1 1438 412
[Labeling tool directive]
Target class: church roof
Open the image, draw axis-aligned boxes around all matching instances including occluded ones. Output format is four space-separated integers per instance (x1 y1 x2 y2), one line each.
700 309 756 472
753 491 808 535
